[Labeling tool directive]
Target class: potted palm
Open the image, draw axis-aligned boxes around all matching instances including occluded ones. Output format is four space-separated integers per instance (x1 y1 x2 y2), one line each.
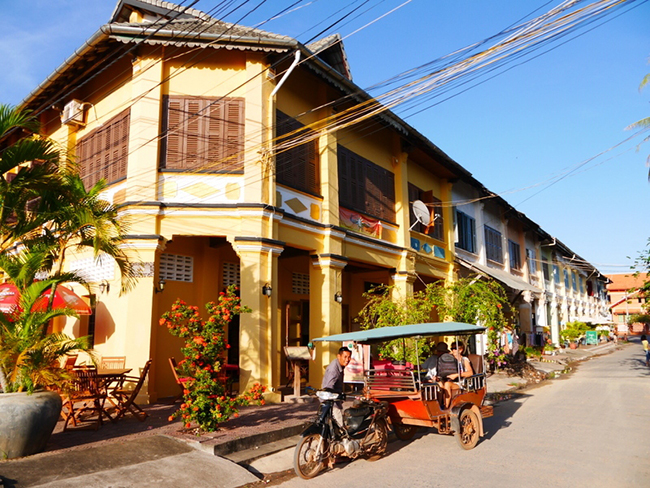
0 250 92 458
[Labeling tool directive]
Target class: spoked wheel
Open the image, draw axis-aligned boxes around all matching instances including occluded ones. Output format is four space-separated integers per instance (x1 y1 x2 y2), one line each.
392 422 418 441
294 433 328 479
365 418 389 461
456 409 480 450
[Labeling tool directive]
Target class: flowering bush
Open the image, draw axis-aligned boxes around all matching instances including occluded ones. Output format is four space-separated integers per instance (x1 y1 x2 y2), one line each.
160 286 257 431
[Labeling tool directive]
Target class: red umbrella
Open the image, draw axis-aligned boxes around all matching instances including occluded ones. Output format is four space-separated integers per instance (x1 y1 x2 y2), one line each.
0 282 92 315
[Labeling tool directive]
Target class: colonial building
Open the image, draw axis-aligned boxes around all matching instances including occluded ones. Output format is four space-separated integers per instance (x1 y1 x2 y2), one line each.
20 0 472 400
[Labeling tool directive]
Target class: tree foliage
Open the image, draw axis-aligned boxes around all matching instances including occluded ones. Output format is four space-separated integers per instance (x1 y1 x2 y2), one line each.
356 276 512 368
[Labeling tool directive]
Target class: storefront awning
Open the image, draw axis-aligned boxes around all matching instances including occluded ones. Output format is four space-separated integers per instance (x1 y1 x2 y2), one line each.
458 259 542 294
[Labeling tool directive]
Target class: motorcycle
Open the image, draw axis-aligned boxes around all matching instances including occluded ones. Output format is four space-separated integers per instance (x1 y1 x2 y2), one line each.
293 389 389 479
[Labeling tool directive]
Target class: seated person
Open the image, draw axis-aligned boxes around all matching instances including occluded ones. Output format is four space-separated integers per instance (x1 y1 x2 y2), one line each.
420 342 449 381
440 342 473 408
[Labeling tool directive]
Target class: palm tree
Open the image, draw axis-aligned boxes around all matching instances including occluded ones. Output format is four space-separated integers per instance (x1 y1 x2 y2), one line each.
0 105 69 253
626 73 650 180
25 172 138 295
0 249 92 393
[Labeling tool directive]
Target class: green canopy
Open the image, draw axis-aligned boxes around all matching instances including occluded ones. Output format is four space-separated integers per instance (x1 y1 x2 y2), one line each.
312 322 485 344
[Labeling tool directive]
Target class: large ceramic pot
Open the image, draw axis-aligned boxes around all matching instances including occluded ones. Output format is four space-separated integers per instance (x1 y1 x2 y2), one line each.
0 390 62 459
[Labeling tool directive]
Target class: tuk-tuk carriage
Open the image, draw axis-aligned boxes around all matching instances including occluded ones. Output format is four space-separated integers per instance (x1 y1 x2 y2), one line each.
313 322 494 450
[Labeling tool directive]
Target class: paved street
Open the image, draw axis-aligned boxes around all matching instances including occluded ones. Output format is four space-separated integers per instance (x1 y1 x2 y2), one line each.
276 342 650 488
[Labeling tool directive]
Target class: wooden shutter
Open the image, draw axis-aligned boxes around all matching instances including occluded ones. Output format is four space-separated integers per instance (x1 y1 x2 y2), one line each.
337 145 394 222
276 110 319 194
337 145 350 207
207 100 224 170
163 97 244 172
185 99 202 170
164 97 184 169
225 98 244 171
76 108 129 189
408 183 422 232
381 168 395 222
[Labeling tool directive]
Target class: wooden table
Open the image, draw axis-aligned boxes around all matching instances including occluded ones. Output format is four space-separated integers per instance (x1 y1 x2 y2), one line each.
96 368 132 415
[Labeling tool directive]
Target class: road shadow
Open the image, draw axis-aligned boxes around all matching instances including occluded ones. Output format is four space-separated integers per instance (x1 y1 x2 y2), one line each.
481 392 529 442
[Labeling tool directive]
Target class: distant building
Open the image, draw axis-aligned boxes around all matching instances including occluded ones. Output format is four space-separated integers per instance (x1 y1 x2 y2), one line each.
607 274 648 334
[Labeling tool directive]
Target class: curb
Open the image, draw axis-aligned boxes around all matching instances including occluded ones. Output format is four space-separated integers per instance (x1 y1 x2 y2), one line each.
188 421 312 457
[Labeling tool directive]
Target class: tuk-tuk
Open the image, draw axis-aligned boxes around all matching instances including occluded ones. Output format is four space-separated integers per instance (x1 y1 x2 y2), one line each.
313 322 493 450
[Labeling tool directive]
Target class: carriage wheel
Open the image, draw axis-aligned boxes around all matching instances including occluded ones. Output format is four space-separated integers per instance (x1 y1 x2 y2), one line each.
456 409 480 450
393 422 418 441
366 418 389 461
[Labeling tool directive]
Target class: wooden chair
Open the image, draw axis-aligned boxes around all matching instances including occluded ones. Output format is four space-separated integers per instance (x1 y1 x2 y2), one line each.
100 356 126 369
169 357 191 401
112 360 152 421
61 367 109 431
62 354 78 370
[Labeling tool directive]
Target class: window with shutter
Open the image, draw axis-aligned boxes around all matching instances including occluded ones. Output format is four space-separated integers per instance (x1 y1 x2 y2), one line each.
455 210 476 253
485 226 503 264
508 239 521 270
337 145 395 222
161 96 244 173
76 109 130 189
275 111 320 195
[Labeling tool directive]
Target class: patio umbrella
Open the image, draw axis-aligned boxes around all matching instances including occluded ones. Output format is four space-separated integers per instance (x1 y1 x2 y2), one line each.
0 282 92 315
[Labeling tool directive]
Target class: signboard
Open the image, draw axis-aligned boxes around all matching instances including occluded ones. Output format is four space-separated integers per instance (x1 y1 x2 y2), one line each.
585 330 598 345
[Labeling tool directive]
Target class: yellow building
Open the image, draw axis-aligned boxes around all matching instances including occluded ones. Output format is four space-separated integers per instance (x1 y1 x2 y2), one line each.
20 0 473 401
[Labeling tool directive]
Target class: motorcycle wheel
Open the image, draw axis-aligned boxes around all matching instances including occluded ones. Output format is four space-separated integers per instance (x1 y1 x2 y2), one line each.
365 418 388 461
455 409 480 450
294 433 328 479
393 422 418 441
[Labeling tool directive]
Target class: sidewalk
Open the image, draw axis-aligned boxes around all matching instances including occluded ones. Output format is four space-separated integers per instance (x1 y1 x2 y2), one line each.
0 341 620 487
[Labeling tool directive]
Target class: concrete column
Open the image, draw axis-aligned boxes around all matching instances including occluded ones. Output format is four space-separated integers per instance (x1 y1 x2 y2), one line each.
244 54 269 207
126 54 163 210
120 242 160 402
319 127 339 227
232 237 283 392
476 203 486 265
309 254 347 388
391 270 416 302
440 180 456 281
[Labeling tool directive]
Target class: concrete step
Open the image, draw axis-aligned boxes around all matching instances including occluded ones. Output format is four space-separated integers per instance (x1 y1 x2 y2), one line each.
223 434 301 465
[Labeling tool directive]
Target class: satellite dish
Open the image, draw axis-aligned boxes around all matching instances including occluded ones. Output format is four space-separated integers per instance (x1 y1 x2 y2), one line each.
411 200 430 229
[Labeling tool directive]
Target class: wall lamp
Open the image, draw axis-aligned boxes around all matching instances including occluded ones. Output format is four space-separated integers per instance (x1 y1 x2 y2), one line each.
262 283 272 297
155 278 166 293
334 291 343 303
98 280 110 294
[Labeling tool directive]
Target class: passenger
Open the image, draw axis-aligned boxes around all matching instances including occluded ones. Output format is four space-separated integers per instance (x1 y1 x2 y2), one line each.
421 342 449 380
441 342 473 409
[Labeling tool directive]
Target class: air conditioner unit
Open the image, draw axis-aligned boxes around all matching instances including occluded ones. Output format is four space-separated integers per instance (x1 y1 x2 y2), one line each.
61 100 86 126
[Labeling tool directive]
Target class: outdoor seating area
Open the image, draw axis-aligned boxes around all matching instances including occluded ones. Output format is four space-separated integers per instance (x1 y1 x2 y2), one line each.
59 359 151 431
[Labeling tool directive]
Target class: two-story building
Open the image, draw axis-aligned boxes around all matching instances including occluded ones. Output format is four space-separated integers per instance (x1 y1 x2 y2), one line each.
20 0 474 400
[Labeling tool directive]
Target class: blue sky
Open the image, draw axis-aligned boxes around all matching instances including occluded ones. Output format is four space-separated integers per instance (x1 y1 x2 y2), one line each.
1 0 648 274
